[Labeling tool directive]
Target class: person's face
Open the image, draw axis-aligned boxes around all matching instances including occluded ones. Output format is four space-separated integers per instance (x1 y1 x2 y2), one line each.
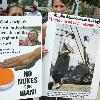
8 6 23 16
30 6 35 12
52 0 67 13
28 31 38 41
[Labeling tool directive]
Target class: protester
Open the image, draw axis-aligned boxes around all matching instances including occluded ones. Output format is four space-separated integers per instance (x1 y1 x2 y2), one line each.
42 0 72 100
28 4 41 16
43 0 69 86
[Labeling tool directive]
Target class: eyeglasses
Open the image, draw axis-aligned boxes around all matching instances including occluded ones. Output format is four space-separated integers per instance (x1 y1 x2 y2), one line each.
8 3 24 9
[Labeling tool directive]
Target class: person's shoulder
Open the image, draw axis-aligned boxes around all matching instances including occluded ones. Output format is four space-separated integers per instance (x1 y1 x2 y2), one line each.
37 11 41 16
35 11 41 16
24 12 31 16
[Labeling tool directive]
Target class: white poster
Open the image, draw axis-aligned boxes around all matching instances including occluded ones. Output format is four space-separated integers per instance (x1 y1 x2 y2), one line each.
42 12 100 99
0 16 42 99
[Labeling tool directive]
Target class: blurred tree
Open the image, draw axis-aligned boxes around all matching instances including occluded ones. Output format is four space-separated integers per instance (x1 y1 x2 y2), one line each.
7 0 18 4
81 0 100 7
0 0 2 3
79 1 89 17
22 0 30 6
35 0 46 4
22 0 46 6
92 0 100 8
80 0 100 18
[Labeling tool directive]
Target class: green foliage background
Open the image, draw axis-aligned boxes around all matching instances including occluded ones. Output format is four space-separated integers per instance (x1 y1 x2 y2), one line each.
22 0 46 6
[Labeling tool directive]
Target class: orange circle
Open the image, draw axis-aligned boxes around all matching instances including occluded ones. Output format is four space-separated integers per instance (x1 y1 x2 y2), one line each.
0 67 14 86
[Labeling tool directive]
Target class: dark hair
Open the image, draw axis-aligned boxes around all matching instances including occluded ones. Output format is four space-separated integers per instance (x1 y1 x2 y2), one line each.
28 30 38 37
30 4 37 11
6 2 24 15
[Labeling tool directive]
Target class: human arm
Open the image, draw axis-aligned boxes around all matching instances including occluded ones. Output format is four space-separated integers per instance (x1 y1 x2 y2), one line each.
42 23 48 56
0 47 41 71
42 23 47 45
